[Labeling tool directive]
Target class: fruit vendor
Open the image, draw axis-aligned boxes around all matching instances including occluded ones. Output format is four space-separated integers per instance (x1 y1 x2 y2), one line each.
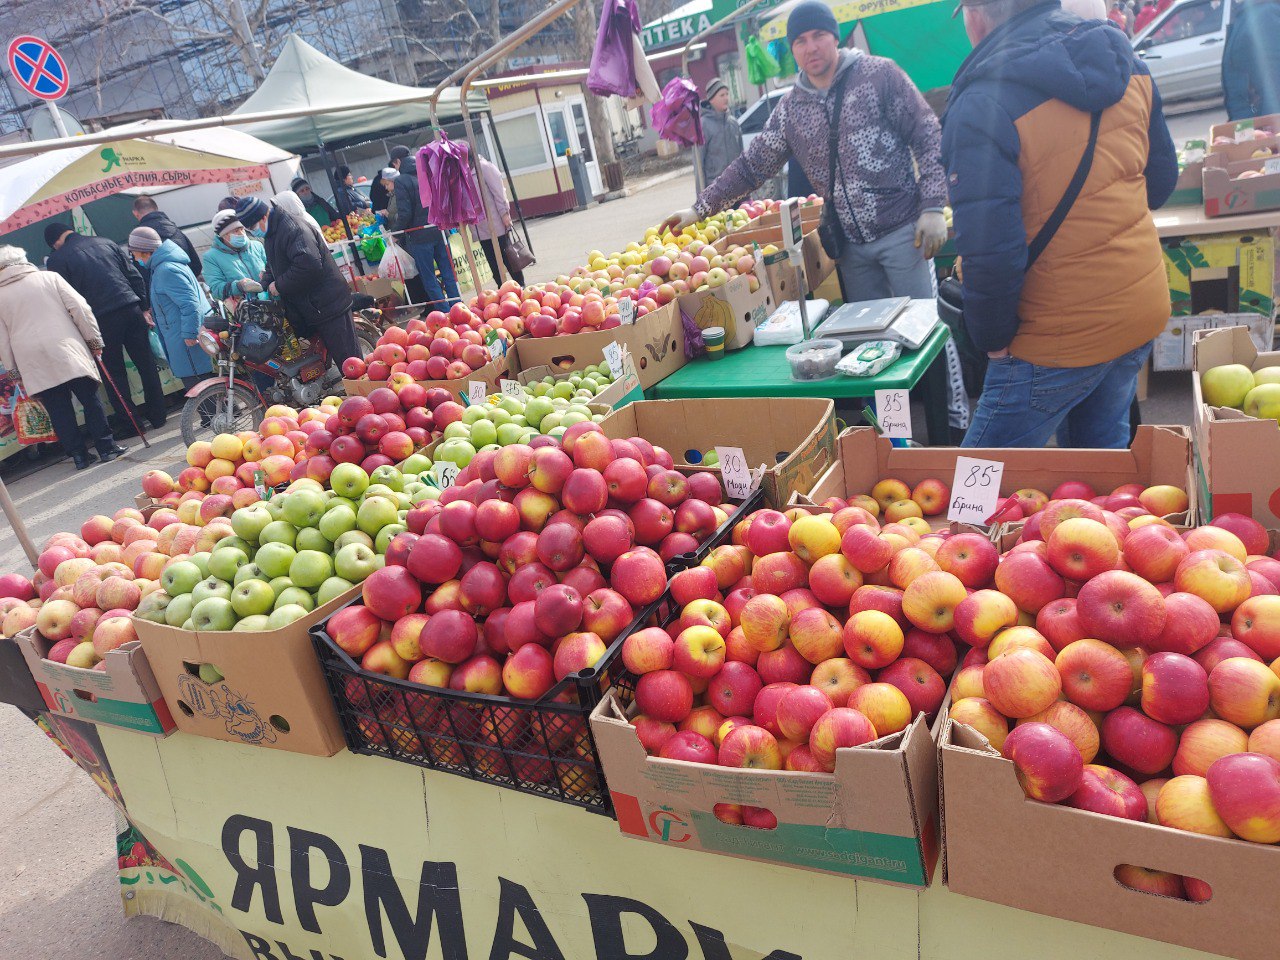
944 0 1177 447
665 0 949 303
202 211 269 301
333 165 372 218
290 177 341 228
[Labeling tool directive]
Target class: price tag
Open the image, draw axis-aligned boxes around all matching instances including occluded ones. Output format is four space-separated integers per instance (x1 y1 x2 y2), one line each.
485 332 506 361
947 457 1005 526
432 461 460 489
468 381 487 406
500 378 522 398
253 470 271 501
1264 158 1280 175
603 341 625 378
714 446 755 500
1236 119 1256 144
617 298 636 325
874 389 912 439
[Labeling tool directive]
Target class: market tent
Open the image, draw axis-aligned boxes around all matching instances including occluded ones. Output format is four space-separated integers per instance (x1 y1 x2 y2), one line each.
230 35 490 153
758 0 970 92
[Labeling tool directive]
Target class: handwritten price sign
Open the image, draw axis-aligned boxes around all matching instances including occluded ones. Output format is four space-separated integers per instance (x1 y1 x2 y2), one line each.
499 379 522 398
947 456 1004 525
468 381 487 406
617 298 636 325
874 389 911 439
714 446 757 500
432 461 461 489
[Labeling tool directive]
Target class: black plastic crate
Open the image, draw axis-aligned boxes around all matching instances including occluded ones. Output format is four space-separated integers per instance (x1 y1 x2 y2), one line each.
310 590 677 813
663 485 765 575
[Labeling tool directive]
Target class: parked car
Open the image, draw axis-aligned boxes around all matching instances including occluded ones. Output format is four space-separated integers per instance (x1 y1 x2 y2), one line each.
1133 0 1232 102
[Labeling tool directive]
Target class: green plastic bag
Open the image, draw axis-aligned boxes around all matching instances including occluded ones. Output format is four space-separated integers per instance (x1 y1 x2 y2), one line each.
769 39 797 77
745 36 780 85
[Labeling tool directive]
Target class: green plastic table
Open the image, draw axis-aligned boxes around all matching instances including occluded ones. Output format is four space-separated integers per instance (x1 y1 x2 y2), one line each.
648 322 953 444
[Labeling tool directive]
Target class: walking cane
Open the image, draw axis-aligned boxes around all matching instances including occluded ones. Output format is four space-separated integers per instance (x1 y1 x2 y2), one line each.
95 356 151 449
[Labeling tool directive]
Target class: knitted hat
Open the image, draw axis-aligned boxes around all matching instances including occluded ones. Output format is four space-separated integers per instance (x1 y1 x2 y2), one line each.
380 167 400 181
127 227 162 253
212 210 240 236
389 145 411 164
705 78 728 100
43 222 73 249
234 196 270 229
787 0 840 45
336 165 352 181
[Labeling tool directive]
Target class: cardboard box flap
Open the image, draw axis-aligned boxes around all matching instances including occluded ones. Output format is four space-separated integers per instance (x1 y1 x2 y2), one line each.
1192 324 1264 372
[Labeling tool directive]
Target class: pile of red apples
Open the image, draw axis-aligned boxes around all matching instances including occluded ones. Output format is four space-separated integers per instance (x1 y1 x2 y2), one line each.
343 307 515 383
944 496 1280 901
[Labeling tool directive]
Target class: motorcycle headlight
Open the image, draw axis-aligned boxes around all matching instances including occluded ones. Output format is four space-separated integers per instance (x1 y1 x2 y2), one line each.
198 328 223 357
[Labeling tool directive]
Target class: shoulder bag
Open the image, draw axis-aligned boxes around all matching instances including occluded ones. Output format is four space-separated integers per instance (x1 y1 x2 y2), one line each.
816 70 854 260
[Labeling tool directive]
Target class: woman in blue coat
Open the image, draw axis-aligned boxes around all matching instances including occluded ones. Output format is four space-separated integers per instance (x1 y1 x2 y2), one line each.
127 228 211 388
202 210 269 300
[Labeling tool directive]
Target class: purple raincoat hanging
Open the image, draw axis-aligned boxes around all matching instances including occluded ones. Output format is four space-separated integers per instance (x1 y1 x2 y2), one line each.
588 0 644 98
651 76 704 147
416 137 485 230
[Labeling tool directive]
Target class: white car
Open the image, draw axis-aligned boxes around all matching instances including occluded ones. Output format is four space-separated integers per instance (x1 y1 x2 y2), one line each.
737 86 794 198
1133 0 1232 103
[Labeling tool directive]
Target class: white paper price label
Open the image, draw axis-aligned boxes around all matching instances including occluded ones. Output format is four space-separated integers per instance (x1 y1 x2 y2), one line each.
603 341 624 378
487 338 505 361
500 378 522 398
432 461 461 489
468 381 487 406
874 389 912 439
947 457 1005 526
1264 158 1280 175
617 298 636 325
714 446 755 500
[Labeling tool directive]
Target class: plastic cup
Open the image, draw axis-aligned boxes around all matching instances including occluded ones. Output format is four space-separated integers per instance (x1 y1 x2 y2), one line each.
703 326 725 360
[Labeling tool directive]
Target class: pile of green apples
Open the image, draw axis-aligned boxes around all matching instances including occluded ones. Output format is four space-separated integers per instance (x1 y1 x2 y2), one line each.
522 363 617 402
432 393 608 471
135 462 440 632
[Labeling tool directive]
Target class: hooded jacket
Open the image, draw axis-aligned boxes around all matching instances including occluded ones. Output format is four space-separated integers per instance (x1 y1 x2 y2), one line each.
942 1 1178 367
700 104 744 185
137 210 201 277
260 207 353 336
203 235 269 300
142 240 210 380
696 50 947 244
46 231 147 317
0 263 102 396
1223 0 1280 120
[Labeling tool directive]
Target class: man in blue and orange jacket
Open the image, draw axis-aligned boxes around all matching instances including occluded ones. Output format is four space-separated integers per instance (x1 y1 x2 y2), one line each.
944 0 1178 448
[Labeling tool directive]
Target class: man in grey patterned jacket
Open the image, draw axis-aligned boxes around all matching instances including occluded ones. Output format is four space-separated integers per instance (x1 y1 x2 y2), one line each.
666 1 948 301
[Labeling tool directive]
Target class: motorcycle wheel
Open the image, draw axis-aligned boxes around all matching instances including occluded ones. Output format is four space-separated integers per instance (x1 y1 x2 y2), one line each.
180 383 264 447
355 333 377 358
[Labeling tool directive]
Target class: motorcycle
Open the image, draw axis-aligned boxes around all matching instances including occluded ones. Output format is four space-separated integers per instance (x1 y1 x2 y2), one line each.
180 296 376 446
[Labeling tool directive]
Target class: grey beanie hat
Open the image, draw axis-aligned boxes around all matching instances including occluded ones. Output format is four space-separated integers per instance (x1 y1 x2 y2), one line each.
127 226 162 253
705 78 728 100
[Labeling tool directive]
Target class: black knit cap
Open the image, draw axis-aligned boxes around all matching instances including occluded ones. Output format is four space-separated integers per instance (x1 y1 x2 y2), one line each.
787 0 840 45
44 222 73 248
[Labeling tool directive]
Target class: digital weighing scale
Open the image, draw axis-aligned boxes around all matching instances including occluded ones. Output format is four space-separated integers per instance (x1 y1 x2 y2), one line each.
814 297 940 351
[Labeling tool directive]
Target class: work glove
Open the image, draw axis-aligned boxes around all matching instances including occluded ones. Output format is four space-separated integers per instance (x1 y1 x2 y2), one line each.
914 210 948 260
239 279 263 294
659 208 698 234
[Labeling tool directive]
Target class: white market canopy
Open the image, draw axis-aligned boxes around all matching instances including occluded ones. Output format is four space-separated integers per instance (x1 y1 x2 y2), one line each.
230 35 490 153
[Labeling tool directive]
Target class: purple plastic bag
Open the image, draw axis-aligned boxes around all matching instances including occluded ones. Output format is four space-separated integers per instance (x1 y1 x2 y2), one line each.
651 77 704 147
588 0 643 98
680 305 705 358
416 138 485 230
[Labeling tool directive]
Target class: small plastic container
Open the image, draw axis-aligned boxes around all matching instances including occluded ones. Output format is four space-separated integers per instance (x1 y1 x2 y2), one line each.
786 338 843 381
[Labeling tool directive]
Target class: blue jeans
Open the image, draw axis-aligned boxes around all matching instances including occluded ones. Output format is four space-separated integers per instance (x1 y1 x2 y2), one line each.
962 341 1151 449
837 222 937 301
407 233 461 309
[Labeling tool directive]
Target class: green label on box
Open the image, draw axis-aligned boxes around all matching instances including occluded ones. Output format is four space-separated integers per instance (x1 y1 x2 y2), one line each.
45 691 168 735
690 811 926 884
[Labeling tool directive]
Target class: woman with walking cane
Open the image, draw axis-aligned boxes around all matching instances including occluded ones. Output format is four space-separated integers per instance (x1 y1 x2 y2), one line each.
0 246 128 470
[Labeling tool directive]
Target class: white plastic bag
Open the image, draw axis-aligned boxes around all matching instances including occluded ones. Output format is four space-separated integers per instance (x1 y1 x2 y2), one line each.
379 234 419 281
753 299 831 346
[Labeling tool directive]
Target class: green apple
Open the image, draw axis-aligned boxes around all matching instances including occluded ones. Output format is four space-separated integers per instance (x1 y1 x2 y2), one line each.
289 550 334 590
233 615 271 632
496 422 526 446
334 542 380 582
1255 367 1280 387
264 498 285 520
232 562 266 586
267 576 294 599
373 524 406 554
296 527 332 553
435 438 476 467
1244 382 1280 422
551 381 574 400
191 577 232 605
356 496 399 537
198 663 224 683
702 450 720 467
275 587 315 611
135 592 171 623
462 405 490 425
267 605 310 629
469 420 498 448
163 593 196 627
207 546 249 583
334 530 375 551
499 396 523 415
539 413 563 433
490 408 512 427
317 505 357 542
1201 363 1256 408
548 425 567 440
255 541 297 579
317 576 355 605
191 597 237 632
411 488 441 506
215 535 254 556
281 489 327 528
561 411 589 428
392 492 412 510
370 465 404 491
329 462 370 499
161 560 202 596
443 421 471 441
259 520 298 547
187 552 211 578
364 484 397 501
400 453 432 475
231 579 276 618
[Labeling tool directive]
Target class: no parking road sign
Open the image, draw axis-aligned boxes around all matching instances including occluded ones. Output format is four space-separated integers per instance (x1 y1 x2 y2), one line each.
7 35 69 100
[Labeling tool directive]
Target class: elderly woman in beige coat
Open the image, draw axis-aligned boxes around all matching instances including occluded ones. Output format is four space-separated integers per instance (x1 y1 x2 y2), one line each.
0 246 128 470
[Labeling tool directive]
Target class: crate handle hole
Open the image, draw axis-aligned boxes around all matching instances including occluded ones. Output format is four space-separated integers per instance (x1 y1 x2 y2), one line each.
177 700 195 717
182 661 225 683
269 715 290 733
713 803 777 830
1114 864 1209 902
73 690 98 703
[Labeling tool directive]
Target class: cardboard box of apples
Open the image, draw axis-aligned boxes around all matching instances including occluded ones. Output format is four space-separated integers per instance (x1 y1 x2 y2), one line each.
309 422 757 810
941 505 1280 960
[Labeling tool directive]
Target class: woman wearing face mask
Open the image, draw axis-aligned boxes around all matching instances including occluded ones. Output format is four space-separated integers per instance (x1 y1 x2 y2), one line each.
202 210 269 300
128 227 211 389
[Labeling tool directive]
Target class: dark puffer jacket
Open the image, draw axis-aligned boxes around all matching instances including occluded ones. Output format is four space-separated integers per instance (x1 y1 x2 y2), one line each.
137 210 201 277
942 1 1178 367
260 207 352 335
46 232 147 317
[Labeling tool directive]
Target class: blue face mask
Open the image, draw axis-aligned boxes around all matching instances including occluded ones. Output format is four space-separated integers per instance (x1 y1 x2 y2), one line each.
251 226 266 238
228 233 248 249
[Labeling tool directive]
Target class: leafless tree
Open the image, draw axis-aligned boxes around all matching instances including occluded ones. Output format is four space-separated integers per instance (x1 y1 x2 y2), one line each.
111 0 274 81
